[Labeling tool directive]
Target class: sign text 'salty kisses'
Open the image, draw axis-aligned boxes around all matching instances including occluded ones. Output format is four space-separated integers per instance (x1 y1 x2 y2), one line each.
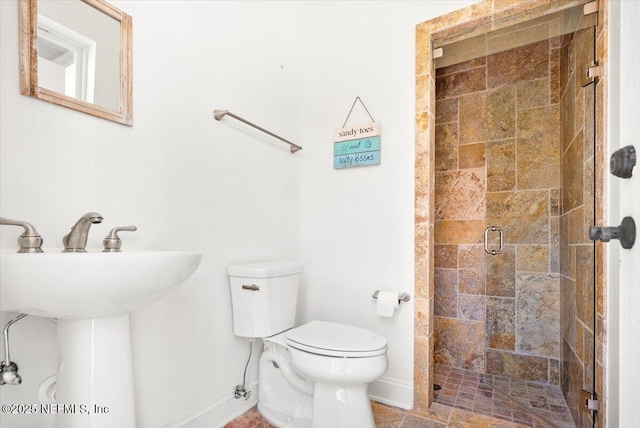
333 122 381 169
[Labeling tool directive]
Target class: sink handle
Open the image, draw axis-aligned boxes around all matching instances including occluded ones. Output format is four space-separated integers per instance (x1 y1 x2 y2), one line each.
0 217 43 253
103 226 137 252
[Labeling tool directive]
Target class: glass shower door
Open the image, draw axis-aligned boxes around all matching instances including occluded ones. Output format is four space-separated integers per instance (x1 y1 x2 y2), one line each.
432 3 598 427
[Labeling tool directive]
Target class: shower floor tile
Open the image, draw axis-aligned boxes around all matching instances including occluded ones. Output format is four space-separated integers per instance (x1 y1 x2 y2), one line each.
433 364 576 428
224 402 537 427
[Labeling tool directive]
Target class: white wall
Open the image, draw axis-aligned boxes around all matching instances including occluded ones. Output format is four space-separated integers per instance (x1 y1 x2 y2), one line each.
1 0 476 426
1 1 301 426
296 0 477 409
607 1 640 426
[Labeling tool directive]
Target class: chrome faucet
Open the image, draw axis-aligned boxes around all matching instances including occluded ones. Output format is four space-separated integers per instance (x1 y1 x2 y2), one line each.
62 212 103 252
0 217 43 253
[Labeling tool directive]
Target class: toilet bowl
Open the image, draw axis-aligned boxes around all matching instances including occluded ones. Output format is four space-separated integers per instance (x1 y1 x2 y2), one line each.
258 321 388 428
228 262 389 428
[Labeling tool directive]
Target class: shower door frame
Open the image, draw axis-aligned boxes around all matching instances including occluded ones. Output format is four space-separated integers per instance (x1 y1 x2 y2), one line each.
413 1 609 426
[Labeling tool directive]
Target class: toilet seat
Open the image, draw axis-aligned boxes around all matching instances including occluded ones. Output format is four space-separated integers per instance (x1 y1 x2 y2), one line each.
284 320 387 358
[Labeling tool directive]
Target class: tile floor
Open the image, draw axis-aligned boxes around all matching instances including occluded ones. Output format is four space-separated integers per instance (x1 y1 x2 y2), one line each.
224 365 577 428
433 365 575 428
224 402 538 428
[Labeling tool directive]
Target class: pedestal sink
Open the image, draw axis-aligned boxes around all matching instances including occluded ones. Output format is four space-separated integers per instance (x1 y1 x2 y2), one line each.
0 250 202 428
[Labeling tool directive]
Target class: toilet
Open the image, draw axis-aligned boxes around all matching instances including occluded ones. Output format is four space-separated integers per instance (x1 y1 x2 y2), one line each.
228 261 388 428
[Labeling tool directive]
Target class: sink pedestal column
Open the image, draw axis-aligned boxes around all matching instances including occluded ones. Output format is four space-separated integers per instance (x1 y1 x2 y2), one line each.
56 314 136 428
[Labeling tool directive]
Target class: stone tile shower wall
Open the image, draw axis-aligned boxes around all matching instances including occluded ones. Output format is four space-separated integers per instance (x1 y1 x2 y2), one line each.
416 0 609 422
558 28 596 428
434 39 563 384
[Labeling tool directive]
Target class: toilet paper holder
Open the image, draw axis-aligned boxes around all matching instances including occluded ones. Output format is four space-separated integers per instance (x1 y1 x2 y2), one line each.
372 290 411 304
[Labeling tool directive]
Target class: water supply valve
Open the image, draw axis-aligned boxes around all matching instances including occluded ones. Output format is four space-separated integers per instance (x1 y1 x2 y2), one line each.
1 313 27 386
0 362 22 386
589 217 636 249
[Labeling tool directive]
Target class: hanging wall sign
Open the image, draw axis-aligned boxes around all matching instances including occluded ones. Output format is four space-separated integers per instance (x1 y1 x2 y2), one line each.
334 97 380 169
333 122 381 169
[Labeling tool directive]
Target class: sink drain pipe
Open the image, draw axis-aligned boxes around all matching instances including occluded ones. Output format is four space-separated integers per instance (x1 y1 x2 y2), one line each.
234 338 254 400
1 313 27 386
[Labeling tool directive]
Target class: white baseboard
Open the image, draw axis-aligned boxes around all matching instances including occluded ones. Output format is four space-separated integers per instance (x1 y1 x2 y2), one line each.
368 376 414 410
164 379 258 428
165 376 412 427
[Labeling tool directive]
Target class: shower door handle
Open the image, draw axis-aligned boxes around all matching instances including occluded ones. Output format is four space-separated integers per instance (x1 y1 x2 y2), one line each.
484 226 503 255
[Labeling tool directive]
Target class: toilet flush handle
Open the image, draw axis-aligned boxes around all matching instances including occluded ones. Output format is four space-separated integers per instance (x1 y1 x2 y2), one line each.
242 284 260 291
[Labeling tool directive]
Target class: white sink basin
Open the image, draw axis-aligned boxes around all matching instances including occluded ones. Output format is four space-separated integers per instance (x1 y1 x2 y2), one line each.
0 248 202 427
0 250 202 319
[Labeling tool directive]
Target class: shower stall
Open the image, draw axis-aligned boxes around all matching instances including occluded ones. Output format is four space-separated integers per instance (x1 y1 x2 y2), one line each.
426 3 599 427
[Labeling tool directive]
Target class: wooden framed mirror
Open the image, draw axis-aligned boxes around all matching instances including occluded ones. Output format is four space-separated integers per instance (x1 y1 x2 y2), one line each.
20 0 132 126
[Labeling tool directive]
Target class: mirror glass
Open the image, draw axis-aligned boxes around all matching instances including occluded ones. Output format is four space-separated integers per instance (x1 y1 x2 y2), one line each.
21 0 132 125
37 1 120 111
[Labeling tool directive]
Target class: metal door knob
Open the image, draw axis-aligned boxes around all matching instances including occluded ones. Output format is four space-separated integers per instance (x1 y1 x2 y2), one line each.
589 217 636 249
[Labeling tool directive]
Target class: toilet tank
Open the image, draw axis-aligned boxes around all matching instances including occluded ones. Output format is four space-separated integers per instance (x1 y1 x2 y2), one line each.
228 261 303 338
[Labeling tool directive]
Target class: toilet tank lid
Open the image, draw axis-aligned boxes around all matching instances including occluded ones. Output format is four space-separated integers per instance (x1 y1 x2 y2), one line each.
227 261 303 278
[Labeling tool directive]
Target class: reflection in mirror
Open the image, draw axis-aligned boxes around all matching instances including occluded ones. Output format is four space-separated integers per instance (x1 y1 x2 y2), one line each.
37 14 97 104
20 0 132 126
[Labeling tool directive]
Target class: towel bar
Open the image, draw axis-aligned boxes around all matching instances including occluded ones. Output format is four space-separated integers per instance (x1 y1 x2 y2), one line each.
213 109 302 154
